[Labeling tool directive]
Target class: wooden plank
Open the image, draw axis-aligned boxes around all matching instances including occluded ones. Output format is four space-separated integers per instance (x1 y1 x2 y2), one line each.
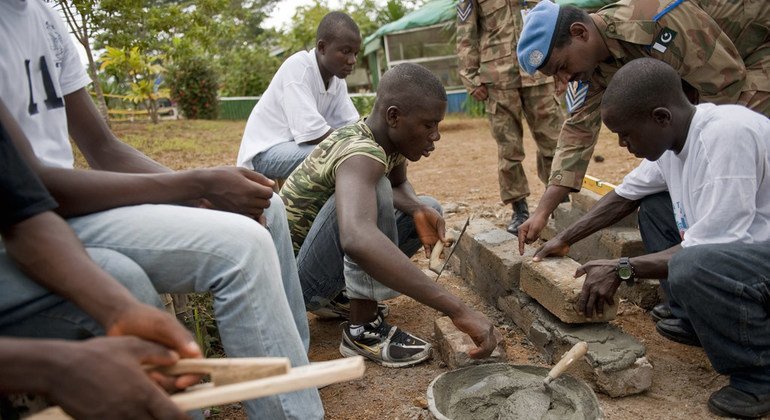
28 357 365 419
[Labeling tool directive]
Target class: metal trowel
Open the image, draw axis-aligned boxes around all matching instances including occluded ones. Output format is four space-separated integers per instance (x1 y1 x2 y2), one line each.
429 216 470 280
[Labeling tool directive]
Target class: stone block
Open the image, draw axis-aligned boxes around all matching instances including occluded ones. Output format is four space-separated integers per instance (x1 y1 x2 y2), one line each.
434 316 507 369
594 357 653 397
520 258 617 323
599 227 646 258
570 190 638 229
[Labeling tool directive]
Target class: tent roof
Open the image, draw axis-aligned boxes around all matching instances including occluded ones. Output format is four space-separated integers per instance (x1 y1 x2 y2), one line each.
363 0 456 56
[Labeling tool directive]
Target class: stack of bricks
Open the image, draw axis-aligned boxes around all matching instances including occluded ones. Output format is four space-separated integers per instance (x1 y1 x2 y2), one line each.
432 189 657 397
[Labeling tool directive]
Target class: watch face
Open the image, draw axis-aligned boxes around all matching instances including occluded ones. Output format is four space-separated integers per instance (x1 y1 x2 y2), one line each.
618 266 633 279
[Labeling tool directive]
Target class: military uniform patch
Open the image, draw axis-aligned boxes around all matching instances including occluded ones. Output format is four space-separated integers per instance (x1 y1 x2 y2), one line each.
565 80 589 113
651 27 677 53
457 0 472 22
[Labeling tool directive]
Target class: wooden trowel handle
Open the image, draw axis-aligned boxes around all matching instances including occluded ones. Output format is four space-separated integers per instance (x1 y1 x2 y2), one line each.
544 341 588 384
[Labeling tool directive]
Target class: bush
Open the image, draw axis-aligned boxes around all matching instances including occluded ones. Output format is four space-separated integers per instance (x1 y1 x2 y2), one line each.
461 95 486 117
351 94 376 116
168 57 219 120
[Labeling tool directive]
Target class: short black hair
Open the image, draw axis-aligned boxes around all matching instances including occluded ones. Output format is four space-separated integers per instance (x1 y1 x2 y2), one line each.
316 11 360 43
374 63 447 113
602 58 689 119
552 6 591 49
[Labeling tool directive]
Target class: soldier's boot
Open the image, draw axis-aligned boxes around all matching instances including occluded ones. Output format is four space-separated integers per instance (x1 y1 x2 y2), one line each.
506 199 529 235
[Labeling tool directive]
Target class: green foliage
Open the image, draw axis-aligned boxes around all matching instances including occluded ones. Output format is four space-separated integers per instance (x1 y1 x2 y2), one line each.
168 57 220 120
183 294 224 358
461 95 486 117
100 46 169 123
218 41 281 97
351 95 376 116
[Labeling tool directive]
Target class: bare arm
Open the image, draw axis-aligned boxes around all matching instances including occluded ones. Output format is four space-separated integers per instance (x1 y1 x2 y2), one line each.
336 156 496 357
3 211 200 363
389 162 446 256
0 337 187 419
1 100 274 218
532 190 640 260
65 88 170 173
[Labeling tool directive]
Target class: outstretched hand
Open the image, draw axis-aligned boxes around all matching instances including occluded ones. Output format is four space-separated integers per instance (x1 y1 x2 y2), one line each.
531 237 570 262
413 206 446 258
450 309 499 359
517 214 549 255
106 302 202 390
49 337 189 420
201 167 275 219
575 259 621 319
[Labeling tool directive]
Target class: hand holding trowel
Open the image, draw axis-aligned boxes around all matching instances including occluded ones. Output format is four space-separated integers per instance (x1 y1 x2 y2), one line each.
429 216 470 280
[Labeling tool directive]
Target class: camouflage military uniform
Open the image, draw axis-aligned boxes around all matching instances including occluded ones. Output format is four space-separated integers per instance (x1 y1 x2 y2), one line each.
550 0 770 191
456 0 565 204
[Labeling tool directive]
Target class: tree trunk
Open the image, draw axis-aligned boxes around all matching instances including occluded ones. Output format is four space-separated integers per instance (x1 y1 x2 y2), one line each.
84 45 111 127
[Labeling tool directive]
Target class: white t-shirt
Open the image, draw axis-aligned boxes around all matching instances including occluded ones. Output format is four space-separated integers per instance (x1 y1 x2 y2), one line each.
236 49 359 169
615 103 770 247
0 0 92 169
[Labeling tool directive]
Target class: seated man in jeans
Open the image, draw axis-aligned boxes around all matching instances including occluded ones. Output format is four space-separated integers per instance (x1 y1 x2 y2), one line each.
281 63 498 367
532 58 770 418
236 11 361 179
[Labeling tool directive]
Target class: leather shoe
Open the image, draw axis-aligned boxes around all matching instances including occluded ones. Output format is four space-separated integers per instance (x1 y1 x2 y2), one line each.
656 318 701 347
650 303 674 322
709 385 770 418
506 199 529 235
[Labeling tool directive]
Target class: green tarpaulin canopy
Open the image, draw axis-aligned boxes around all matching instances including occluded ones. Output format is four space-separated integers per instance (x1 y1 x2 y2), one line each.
363 0 456 56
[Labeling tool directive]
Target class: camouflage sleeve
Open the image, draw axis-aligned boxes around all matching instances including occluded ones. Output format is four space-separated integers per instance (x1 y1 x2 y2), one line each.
652 3 746 105
548 79 603 191
456 0 482 93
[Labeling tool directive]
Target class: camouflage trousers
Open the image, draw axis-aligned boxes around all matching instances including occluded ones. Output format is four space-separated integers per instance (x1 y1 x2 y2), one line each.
486 83 564 204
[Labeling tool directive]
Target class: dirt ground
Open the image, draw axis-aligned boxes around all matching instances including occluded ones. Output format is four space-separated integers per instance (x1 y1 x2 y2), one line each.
112 116 733 419
310 117 730 420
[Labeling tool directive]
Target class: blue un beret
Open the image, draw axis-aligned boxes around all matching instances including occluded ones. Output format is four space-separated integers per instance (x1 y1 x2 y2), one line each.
517 0 560 75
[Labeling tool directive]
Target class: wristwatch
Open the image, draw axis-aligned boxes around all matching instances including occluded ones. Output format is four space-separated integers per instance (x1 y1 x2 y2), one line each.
616 257 635 286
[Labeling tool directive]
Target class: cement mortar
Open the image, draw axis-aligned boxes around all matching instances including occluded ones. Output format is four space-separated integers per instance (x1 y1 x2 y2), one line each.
427 364 601 420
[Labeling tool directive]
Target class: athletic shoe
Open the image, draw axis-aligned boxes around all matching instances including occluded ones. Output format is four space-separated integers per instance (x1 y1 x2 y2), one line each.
312 290 389 320
339 315 431 368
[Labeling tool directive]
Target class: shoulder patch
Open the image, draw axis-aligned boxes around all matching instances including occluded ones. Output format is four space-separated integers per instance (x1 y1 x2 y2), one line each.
457 0 472 22
565 80 589 114
651 27 677 53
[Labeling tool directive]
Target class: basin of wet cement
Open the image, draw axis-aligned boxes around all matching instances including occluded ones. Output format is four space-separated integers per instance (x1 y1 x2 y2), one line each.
427 364 602 419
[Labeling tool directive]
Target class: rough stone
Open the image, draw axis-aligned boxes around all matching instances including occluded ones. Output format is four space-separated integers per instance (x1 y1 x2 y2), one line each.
594 357 653 397
450 220 652 397
434 316 507 369
520 258 618 323
570 190 638 229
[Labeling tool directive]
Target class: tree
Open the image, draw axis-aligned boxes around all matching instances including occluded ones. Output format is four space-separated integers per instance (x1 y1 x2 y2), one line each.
100 46 169 123
53 0 110 124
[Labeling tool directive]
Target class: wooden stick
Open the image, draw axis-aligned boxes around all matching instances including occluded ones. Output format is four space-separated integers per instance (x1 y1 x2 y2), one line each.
28 357 366 419
150 357 290 386
543 341 588 386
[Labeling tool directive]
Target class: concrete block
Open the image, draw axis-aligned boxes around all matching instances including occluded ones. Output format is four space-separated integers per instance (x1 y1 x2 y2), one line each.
434 316 507 369
520 258 618 323
617 278 662 310
599 227 646 258
570 190 638 229
594 357 653 397
447 219 533 307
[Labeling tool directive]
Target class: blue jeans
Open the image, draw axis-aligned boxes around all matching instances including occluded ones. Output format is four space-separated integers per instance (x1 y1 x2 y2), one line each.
297 176 441 309
252 141 316 180
668 243 770 394
0 197 322 420
637 192 686 318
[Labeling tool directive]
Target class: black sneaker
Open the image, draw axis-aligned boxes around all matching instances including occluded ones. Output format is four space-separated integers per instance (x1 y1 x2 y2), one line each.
312 290 390 320
340 315 432 368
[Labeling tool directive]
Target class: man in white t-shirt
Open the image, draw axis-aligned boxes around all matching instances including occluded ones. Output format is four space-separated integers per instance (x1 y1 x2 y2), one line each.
236 11 360 178
531 58 770 418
